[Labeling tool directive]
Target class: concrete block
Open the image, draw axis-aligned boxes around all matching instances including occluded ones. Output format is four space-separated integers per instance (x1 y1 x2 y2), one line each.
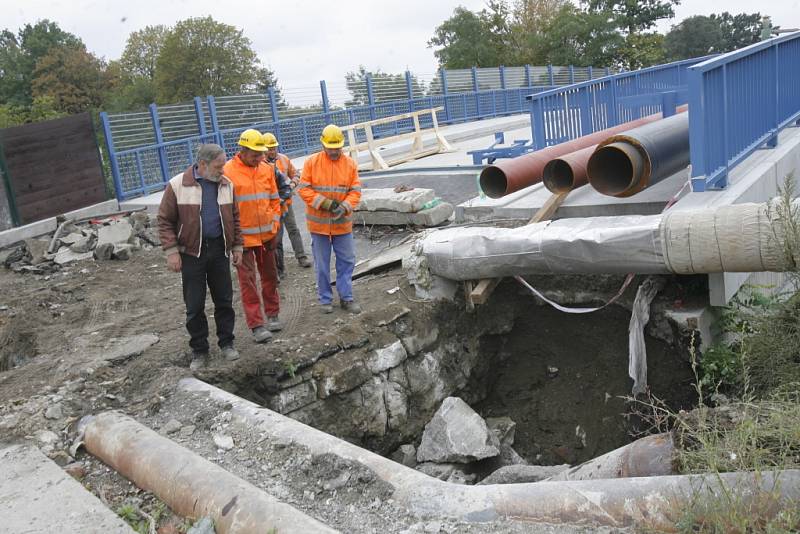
353 202 453 227
357 188 435 213
0 444 135 533
417 397 500 463
53 248 94 265
97 220 133 247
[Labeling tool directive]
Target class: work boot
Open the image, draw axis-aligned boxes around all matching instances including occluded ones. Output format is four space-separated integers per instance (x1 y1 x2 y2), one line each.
252 326 273 343
189 350 209 371
267 316 282 332
341 300 362 314
220 345 240 362
298 256 312 268
320 303 334 314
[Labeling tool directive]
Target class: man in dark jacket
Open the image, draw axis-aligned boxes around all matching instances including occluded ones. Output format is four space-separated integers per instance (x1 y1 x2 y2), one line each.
157 144 244 370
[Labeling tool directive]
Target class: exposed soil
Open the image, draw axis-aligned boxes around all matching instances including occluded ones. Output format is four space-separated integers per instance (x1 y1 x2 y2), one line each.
0 235 686 533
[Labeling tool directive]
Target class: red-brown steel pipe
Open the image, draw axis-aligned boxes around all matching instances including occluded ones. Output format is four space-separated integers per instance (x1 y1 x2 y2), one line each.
480 106 688 198
542 145 596 193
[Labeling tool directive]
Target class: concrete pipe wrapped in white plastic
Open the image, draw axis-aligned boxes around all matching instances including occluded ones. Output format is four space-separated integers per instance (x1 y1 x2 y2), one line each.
408 199 797 281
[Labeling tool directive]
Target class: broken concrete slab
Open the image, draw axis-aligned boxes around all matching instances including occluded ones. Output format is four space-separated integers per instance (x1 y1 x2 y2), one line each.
312 352 372 399
416 396 500 464
54 247 94 265
0 444 136 533
69 235 95 253
94 242 114 260
391 444 417 468
357 188 435 213
59 232 85 245
104 334 159 365
486 417 516 447
112 243 135 260
96 221 133 247
353 202 453 227
24 238 50 265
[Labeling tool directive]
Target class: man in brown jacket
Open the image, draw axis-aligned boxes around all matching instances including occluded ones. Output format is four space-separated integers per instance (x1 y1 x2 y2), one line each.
158 144 244 370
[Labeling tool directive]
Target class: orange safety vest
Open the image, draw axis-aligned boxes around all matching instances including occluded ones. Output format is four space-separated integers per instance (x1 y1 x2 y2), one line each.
298 151 362 236
267 153 297 213
223 154 281 248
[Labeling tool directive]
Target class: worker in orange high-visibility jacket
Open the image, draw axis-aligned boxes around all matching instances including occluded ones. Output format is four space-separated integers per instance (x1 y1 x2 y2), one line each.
298 124 363 314
223 128 282 342
262 132 312 276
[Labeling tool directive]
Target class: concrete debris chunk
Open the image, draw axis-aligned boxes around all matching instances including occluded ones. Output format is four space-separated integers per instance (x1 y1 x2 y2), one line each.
353 202 453 227
357 188 435 213
104 334 159 365
213 434 234 450
486 417 516 447
96 220 133 247
44 403 63 420
94 243 114 261
162 419 182 434
69 235 95 253
53 247 94 265
416 397 500 464
391 444 417 468
58 232 84 245
112 243 135 261
23 238 49 265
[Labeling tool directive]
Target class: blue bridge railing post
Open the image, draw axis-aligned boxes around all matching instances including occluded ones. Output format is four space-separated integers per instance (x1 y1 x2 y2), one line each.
206 96 222 147
149 103 170 186
688 66 710 191
405 71 415 113
568 65 575 84
100 111 124 200
320 80 330 116
524 64 531 87
767 43 779 148
193 97 207 136
440 69 450 123
547 64 554 86
530 98 546 150
267 87 280 123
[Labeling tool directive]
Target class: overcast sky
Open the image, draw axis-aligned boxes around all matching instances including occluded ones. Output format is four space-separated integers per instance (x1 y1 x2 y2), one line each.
2 0 798 100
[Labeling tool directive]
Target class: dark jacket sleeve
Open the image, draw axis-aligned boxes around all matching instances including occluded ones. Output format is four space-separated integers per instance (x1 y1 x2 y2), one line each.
157 183 180 255
232 190 244 250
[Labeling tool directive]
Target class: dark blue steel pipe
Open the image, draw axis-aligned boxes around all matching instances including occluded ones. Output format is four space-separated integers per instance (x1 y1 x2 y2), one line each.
587 112 690 197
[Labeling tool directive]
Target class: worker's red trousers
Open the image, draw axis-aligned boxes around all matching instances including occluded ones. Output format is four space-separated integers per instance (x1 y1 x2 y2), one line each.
235 243 280 329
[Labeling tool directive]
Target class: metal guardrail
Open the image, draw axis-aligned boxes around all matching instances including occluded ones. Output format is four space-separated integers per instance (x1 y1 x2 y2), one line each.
689 32 800 191
100 65 615 200
527 57 713 151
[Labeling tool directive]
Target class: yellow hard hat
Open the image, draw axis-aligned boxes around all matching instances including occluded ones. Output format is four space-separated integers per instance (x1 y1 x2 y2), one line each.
262 132 279 148
320 124 345 149
238 128 267 151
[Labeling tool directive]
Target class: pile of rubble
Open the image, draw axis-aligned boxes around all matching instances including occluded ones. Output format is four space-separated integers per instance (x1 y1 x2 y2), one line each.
0 211 160 274
393 397 569 485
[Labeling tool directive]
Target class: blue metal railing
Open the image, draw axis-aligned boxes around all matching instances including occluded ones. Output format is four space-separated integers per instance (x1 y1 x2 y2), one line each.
527 57 712 150
689 32 800 191
104 86 561 200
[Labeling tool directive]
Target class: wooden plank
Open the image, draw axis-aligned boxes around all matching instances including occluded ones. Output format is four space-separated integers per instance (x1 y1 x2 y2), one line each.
468 278 501 305
467 191 570 306
528 191 569 224
340 107 443 130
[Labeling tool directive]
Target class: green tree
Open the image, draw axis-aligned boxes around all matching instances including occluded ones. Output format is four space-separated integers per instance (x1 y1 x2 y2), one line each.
587 0 678 35
30 45 109 114
0 20 83 107
664 15 724 60
428 6 503 68
714 12 762 52
509 0 571 64
119 25 167 80
154 16 275 102
529 3 623 67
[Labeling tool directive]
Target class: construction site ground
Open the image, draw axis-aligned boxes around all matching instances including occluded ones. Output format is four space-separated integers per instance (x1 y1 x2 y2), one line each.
0 226 644 533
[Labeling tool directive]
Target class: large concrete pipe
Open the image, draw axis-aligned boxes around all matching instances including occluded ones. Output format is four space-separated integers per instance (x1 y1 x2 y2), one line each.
546 433 675 481
542 145 595 193
410 199 798 281
82 411 337 534
479 107 687 198
180 378 800 530
588 112 690 197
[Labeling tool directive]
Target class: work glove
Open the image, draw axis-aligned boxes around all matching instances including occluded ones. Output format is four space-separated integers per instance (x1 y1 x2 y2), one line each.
319 198 340 211
331 204 346 219
276 170 292 200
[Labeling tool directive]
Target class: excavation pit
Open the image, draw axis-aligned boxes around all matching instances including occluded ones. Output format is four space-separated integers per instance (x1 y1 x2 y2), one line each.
212 273 700 481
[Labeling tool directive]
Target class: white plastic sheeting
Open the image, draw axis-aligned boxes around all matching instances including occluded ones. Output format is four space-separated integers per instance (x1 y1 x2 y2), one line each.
410 200 798 282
